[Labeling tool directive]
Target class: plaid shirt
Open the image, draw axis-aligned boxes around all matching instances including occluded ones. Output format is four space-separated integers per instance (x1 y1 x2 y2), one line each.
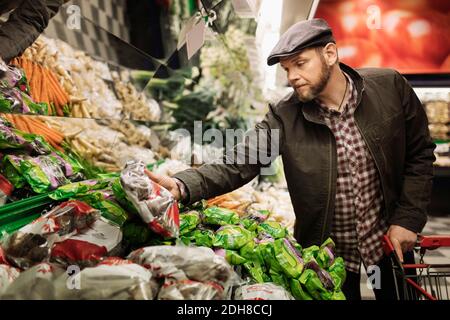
316 73 389 273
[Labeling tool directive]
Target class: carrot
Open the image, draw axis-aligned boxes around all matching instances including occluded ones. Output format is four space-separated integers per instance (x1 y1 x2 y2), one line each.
45 68 69 106
27 117 64 140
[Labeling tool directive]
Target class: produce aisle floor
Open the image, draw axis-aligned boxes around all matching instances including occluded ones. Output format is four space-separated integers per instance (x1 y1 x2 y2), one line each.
360 215 450 300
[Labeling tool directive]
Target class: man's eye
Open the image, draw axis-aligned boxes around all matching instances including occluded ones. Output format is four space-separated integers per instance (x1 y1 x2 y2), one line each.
297 62 305 67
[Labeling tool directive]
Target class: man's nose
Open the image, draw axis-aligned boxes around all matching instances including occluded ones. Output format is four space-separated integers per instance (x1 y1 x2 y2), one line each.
287 71 300 85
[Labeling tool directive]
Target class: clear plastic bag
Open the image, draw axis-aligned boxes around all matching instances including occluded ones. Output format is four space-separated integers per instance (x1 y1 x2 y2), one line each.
158 279 223 300
1 200 100 269
120 160 179 238
234 282 294 300
127 245 239 299
54 258 158 300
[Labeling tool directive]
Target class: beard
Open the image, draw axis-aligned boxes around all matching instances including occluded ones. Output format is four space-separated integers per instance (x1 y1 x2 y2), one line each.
296 56 331 103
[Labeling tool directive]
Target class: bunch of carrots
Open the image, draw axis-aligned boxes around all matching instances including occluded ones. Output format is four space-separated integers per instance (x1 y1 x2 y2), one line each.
10 57 70 117
1 113 65 152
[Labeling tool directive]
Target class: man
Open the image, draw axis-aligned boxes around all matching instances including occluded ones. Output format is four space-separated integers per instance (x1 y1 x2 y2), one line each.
0 0 67 62
146 19 436 300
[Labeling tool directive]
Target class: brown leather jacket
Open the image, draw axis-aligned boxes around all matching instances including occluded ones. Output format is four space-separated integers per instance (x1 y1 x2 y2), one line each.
0 0 66 61
174 63 436 247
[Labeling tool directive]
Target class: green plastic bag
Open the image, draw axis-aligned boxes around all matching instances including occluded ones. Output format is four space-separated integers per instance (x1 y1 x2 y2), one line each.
243 261 271 283
77 190 129 227
273 238 304 279
241 209 270 232
50 179 113 200
299 269 331 300
215 249 247 265
317 238 336 269
328 257 346 291
269 269 289 290
2 158 26 188
179 210 201 235
290 278 313 300
255 239 282 274
257 221 287 239
192 229 215 248
331 291 346 300
213 225 253 250
302 245 320 263
4 154 69 194
202 206 239 226
240 239 257 260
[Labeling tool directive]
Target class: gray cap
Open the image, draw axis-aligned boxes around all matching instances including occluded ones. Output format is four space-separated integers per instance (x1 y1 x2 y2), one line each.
267 18 335 66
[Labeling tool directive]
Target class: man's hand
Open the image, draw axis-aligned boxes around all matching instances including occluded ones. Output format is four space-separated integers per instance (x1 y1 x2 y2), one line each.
387 225 417 262
144 169 181 201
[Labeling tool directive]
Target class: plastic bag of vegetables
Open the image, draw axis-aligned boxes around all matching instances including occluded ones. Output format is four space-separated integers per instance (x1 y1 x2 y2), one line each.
120 160 179 238
202 206 239 226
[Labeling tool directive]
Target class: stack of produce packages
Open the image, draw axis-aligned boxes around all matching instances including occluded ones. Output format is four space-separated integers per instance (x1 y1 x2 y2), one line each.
0 155 347 300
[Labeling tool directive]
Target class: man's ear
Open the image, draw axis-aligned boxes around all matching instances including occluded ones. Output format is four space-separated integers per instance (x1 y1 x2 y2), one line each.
323 43 339 66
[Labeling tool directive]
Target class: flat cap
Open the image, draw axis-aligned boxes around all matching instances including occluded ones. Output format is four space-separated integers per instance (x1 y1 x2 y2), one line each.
267 18 335 66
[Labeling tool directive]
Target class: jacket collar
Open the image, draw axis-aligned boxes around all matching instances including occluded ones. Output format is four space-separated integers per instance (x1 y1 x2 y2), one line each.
301 63 365 125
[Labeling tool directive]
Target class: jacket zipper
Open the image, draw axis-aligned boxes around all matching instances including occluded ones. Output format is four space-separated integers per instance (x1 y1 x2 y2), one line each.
321 132 335 243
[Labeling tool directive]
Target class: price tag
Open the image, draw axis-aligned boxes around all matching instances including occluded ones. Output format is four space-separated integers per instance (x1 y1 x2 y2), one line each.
186 18 206 60
177 15 198 50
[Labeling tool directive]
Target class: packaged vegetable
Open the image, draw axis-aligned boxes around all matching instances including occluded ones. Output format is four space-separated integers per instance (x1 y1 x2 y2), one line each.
273 238 304 278
239 239 257 260
289 278 313 300
269 269 289 289
241 208 270 232
234 282 294 300
127 246 236 291
317 238 336 269
213 225 254 250
2 200 100 269
77 190 129 227
50 217 123 268
255 238 282 274
179 210 201 235
191 228 215 247
3 154 69 194
330 290 346 300
302 245 320 263
299 269 330 300
257 221 287 239
215 249 247 265
158 279 224 300
202 206 239 226
305 257 335 290
50 179 114 200
328 257 346 291
242 260 270 283
0 124 51 154
2 158 26 189
55 257 158 300
120 160 179 238
0 263 64 299
300 258 336 300
0 264 20 295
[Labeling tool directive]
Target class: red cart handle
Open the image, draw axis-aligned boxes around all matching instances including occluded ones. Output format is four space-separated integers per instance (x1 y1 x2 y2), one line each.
418 235 450 250
383 234 450 255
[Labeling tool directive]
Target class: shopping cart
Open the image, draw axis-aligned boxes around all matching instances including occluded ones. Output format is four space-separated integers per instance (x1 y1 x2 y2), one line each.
382 234 450 300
